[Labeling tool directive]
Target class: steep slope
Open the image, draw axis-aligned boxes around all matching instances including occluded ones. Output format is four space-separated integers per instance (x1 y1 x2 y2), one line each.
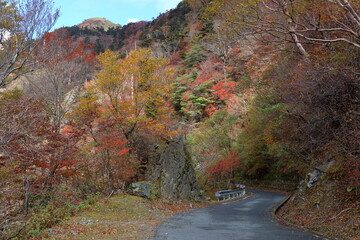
59 1 192 54
2 1 357 239
81 1 359 239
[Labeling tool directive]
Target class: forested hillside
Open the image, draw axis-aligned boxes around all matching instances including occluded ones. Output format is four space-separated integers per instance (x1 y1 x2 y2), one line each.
0 0 359 239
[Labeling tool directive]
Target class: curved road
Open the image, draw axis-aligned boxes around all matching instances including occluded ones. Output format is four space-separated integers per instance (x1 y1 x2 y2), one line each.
154 190 329 240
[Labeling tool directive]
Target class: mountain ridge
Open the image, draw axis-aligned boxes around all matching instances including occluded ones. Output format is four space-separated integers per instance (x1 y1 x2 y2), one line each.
77 17 121 31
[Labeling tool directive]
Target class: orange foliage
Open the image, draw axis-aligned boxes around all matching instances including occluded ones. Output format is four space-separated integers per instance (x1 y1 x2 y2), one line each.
97 136 130 155
41 30 95 66
212 81 236 101
208 151 242 178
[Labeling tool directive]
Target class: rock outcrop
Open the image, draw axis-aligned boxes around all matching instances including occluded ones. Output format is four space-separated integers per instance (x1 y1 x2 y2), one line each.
299 159 335 190
130 182 152 199
144 135 201 200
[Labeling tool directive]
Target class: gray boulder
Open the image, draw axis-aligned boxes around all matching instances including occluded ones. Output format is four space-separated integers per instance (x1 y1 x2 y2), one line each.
130 182 151 199
300 159 335 190
306 169 322 188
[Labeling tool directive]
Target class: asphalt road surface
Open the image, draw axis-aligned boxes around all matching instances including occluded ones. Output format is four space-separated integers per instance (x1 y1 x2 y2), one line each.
154 189 329 240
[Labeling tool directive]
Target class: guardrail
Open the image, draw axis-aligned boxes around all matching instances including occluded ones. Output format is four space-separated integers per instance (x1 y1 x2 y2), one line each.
215 185 246 202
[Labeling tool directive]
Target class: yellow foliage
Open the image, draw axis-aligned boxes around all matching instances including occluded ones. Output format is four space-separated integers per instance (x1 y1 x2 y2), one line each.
91 48 177 140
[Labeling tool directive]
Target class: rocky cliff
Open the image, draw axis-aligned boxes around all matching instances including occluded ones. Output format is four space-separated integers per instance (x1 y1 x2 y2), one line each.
144 135 201 200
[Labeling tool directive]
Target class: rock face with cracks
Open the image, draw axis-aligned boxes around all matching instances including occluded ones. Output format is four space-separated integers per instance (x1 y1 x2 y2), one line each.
145 135 201 200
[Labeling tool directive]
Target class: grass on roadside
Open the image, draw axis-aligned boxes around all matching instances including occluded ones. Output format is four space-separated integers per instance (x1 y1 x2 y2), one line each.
39 194 211 240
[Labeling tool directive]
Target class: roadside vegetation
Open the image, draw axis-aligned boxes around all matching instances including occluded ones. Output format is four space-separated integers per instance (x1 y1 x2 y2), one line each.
1 0 359 239
34 194 210 240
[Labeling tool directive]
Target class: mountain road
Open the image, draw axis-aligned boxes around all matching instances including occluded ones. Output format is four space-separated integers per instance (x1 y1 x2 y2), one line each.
154 189 329 240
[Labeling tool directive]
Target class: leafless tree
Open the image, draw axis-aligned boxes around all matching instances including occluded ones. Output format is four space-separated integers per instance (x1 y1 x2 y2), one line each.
0 0 59 88
24 30 95 133
208 0 360 63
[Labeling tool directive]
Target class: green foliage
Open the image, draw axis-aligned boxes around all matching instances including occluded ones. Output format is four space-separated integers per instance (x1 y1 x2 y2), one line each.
238 74 252 91
197 21 215 39
137 2 191 51
171 73 197 113
94 38 105 53
187 110 243 188
25 184 97 238
238 92 299 181
190 95 213 107
172 85 188 113
194 79 213 93
184 44 207 67
185 80 214 121
171 70 215 121
188 111 238 166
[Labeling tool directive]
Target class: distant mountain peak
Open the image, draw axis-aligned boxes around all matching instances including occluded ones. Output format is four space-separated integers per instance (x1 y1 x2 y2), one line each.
78 18 121 31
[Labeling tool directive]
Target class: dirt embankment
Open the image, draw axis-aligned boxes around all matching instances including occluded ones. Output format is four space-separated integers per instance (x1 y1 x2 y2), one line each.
276 185 359 240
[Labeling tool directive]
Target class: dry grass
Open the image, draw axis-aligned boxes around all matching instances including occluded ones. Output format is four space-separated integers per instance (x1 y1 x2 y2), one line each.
277 185 359 240
41 194 211 240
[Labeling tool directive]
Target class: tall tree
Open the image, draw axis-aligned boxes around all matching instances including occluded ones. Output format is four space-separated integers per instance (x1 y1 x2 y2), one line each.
204 0 360 61
25 30 95 133
0 90 82 238
69 89 135 191
67 49 177 190
0 0 59 88
92 48 176 141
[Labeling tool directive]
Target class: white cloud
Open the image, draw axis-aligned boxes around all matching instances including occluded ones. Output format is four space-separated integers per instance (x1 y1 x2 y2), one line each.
127 18 139 24
156 0 181 12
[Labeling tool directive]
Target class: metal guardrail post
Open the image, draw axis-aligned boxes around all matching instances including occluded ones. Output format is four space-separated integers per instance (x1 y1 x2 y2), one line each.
215 186 246 202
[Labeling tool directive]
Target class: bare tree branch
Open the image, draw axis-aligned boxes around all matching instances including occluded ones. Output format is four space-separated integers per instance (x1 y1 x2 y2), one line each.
0 0 59 88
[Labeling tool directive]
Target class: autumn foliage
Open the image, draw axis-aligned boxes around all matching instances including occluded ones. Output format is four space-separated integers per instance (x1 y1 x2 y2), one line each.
209 151 242 178
1 0 360 238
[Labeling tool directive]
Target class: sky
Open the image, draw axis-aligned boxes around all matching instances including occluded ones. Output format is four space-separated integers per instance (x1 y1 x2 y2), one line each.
52 0 182 29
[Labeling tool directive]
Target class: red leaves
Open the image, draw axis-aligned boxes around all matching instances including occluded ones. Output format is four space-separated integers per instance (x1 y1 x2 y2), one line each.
191 72 213 86
33 160 50 169
212 81 236 102
0 92 86 199
118 148 130 156
97 136 131 156
208 151 242 178
40 29 95 66
170 51 182 65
